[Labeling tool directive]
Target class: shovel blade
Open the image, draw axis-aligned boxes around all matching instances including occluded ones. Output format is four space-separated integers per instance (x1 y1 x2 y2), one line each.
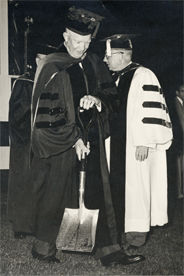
56 207 99 252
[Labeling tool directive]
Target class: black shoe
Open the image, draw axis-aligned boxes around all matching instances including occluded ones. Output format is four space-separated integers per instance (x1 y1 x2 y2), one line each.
14 232 26 239
100 250 145 267
32 249 60 263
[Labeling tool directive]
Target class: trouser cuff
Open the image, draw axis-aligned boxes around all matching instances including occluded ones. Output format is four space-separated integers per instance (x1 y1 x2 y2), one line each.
126 232 147 247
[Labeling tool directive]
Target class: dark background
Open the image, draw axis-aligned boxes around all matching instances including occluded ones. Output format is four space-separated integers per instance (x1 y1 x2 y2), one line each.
8 0 183 109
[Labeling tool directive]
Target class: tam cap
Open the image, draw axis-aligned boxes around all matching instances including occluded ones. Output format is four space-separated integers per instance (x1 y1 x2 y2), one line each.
66 6 104 38
101 34 139 56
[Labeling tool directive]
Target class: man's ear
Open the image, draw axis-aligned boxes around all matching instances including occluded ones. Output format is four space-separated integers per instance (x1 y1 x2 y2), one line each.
176 91 179 96
63 32 68 42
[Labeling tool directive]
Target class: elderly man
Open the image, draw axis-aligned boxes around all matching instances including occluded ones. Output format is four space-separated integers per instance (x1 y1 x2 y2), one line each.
103 34 173 249
30 7 144 266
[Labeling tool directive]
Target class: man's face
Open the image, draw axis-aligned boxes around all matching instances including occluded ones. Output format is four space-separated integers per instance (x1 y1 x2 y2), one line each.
177 85 184 102
64 30 91 59
103 50 123 71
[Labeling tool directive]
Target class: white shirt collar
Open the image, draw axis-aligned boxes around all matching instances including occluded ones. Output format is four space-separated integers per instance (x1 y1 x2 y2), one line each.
177 96 183 106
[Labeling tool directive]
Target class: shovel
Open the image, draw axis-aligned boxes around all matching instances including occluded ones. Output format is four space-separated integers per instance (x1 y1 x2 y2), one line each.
56 107 99 252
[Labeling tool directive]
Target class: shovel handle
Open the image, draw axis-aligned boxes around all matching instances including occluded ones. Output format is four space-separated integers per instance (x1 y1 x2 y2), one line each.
77 107 96 208
79 171 86 209
77 106 97 172
81 152 86 172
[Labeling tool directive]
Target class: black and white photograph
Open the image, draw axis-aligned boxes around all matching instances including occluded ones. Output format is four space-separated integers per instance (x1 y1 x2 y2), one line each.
0 0 183 275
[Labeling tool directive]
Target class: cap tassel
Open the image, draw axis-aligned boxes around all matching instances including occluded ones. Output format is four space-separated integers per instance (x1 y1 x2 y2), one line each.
106 39 111 56
92 21 100 39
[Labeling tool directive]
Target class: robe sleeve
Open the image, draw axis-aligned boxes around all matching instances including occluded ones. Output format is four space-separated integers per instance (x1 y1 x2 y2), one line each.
128 67 173 150
93 54 119 112
87 53 119 139
32 70 82 158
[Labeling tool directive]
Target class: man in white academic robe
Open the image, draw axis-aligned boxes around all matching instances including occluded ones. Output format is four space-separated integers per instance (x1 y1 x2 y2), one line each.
102 34 173 248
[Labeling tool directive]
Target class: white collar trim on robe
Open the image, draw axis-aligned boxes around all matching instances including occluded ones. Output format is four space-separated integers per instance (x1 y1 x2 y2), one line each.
177 96 183 106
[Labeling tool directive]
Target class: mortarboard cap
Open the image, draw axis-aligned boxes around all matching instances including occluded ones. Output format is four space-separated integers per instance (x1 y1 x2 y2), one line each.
101 34 139 56
35 43 59 55
66 6 104 38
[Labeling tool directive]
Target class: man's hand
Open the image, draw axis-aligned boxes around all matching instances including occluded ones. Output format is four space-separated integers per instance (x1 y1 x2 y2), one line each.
75 139 90 161
80 95 101 110
135 146 149 161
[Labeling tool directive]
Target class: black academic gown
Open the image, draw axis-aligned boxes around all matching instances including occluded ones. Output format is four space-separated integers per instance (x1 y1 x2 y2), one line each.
7 72 35 234
110 63 140 239
31 49 120 258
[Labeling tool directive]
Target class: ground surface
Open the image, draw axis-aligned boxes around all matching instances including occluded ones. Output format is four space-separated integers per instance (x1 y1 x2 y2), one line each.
1 192 183 276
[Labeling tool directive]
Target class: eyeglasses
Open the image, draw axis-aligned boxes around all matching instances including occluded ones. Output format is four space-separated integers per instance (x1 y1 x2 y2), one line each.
105 52 124 59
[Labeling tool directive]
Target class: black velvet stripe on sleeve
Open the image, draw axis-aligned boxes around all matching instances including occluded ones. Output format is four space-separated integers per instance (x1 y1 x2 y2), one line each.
142 85 163 94
37 107 65 116
142 102 168 112
142 117 172 128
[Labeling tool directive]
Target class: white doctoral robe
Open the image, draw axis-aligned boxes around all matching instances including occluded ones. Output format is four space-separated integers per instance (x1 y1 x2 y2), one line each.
124 66 173 233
